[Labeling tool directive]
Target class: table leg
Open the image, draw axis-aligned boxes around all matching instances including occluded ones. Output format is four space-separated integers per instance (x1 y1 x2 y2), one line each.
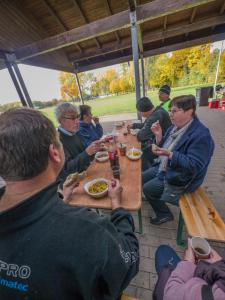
176 212 186 247
136 208 143 234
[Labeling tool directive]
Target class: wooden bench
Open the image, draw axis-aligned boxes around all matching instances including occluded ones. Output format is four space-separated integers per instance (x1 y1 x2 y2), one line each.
176 187 225 246
121 294 139 300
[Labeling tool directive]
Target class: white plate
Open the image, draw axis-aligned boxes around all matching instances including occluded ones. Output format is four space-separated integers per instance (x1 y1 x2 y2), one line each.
126 148 142 160
95 151 109 162
84 178 109 199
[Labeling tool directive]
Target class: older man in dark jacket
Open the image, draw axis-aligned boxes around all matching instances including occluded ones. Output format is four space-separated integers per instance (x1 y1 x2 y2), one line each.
55 102 100 182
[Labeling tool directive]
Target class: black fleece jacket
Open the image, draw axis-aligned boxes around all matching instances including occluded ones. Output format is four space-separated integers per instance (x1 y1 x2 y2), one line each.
58 129 91 182
0 183 139 300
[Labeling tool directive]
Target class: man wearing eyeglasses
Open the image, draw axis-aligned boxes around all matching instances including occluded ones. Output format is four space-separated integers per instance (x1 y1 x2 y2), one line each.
55 102 100 182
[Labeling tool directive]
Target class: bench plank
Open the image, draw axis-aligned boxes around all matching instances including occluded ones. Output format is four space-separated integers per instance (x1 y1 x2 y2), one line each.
179 187 225 242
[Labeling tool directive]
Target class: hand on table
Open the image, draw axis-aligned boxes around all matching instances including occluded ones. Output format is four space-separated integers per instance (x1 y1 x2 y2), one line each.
108 179 123 210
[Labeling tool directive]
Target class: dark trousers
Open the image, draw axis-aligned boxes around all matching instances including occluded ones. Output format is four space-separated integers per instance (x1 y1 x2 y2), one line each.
142 166 184 218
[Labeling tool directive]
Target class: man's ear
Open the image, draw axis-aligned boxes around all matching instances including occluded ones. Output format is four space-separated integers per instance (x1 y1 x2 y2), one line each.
49 144 62 163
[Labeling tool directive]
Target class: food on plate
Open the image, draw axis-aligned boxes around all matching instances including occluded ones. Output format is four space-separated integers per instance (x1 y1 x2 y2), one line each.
95 151 109 162
128 151 141 157
97 153 108 158
88 181 108 194
64 171 87 187
126 148 142 160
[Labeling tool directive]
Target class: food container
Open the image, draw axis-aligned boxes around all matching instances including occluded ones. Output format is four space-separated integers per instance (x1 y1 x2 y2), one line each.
126 148 142 160
191 236 211 259
118 143 127 156
84 178 108 198
95 151 109 162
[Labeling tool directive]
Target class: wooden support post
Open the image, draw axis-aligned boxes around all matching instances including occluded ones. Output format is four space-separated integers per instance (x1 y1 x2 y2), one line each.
74 70 84 105
130 9 141 120
5 60 28 107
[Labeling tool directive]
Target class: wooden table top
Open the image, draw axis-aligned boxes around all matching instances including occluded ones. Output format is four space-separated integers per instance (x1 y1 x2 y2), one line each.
69 129 142 211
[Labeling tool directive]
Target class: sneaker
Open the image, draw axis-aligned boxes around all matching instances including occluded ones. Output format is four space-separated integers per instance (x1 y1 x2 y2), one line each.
150 215 174 225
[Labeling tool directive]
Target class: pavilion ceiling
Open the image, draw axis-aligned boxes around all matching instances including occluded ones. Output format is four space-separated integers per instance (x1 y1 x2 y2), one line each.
0 0 225 73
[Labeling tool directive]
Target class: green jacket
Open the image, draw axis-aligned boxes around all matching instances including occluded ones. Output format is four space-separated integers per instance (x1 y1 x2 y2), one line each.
161 98 171 111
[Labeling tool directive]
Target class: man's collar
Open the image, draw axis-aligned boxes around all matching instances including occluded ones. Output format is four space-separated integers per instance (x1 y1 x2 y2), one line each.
58 126 76 136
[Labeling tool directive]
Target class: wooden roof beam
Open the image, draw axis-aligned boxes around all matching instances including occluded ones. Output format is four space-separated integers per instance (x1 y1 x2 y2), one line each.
77 30 225 73
70 0 101 48
42 0 82 53
68 14 225 63
185 7 197 37
104 0 121 43
162 15 168 42
76 54 133 72
15 0 215 61
220 2 225 14
163 15 168 31
144 31 225 58
211 2 225 32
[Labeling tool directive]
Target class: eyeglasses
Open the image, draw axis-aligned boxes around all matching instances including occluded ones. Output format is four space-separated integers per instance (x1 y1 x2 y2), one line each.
168 109 183 114
63 115 80 120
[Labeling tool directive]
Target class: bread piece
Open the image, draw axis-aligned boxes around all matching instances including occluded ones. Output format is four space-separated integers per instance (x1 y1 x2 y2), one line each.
64 171 87 187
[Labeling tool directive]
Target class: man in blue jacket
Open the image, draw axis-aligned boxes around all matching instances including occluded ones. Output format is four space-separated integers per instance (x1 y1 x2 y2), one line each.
78 104 103 146
142 95 214 225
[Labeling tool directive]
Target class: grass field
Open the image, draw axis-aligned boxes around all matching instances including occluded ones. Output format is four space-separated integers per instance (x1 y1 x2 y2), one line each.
41 85 198 126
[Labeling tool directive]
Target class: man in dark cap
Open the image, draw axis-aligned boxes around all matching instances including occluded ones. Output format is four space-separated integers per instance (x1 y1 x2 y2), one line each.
158 85 171 111
130 97 171 170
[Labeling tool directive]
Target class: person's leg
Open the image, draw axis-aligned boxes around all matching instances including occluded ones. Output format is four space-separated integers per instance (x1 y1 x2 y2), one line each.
142 165 159 185
141 148 154 171
155 245 181 275
160 183 186 206
143 177 173 224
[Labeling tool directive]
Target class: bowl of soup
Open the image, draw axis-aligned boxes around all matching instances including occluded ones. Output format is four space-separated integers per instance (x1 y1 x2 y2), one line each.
126 148 142 160
84 178 109 198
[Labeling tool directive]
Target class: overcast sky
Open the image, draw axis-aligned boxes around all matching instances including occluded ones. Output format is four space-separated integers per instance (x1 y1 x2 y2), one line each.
0 41 223 105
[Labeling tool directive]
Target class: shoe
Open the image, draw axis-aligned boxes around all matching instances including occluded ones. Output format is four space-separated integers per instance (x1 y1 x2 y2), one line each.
150 215 174 225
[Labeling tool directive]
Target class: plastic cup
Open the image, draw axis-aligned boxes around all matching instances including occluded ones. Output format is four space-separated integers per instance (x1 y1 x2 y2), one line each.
191 236 211 259
118 143 127 156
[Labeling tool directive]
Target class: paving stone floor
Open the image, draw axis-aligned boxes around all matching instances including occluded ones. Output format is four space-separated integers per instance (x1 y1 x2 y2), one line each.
100 107 225 300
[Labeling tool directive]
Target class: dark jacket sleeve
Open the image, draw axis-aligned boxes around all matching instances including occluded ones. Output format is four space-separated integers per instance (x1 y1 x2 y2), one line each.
132 123 144 130
96 208 139 299
136 114 160 142
95 123 103 139
63 147 90 174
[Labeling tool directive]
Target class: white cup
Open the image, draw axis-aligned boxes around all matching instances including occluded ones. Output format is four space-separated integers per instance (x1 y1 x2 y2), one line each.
191 236 211 259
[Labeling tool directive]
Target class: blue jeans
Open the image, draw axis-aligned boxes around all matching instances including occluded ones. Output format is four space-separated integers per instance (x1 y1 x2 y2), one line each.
142 166 184 218
155 245 181 274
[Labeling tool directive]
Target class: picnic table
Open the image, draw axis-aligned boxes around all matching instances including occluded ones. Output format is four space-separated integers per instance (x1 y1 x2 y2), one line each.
69 127 143 233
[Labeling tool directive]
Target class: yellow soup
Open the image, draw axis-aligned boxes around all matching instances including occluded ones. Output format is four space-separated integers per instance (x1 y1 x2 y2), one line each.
88 181 108 194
